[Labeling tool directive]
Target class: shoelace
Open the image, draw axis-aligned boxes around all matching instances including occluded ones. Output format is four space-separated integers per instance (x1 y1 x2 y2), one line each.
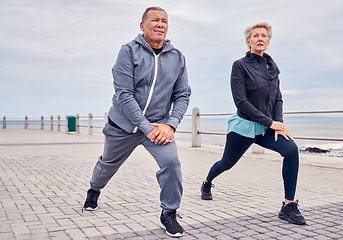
204 183 215 192
165 212 182 225
292 200 301 214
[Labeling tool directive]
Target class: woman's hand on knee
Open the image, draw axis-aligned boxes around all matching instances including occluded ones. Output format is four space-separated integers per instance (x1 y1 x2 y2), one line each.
274 129 294 141
270 121 286 131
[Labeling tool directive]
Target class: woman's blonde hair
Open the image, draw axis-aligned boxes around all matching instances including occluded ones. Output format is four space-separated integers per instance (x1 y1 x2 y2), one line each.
244 22 272 50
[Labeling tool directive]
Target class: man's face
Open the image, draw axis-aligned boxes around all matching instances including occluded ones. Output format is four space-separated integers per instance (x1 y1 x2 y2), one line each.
140 10 168 48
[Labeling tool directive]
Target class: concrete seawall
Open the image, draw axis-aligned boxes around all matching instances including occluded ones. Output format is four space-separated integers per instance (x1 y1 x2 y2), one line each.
1 129 342 239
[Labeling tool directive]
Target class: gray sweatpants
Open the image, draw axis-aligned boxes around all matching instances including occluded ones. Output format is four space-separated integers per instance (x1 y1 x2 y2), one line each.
90 123 183 211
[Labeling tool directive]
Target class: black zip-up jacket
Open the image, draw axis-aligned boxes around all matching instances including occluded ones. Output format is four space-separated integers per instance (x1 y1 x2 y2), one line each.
230 52 283 128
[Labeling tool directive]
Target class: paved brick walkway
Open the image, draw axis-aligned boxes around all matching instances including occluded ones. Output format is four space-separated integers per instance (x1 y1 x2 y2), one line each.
1 129 342 239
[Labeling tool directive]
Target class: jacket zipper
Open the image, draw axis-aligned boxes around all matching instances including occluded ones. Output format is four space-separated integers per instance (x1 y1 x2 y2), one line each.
132 52 159 133
265 62 271 112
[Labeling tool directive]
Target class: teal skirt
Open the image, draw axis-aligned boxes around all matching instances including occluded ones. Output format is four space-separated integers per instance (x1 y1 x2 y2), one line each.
227 113 268 138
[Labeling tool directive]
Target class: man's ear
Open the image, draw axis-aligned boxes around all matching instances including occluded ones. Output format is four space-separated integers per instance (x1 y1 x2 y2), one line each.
140 22 144 32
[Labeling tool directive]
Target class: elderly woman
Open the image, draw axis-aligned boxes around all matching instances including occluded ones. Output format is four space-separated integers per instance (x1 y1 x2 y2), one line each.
201 22 306 225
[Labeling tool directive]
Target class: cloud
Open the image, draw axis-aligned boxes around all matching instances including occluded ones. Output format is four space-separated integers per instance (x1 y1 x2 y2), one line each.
282 89 299 95
1 0 343 117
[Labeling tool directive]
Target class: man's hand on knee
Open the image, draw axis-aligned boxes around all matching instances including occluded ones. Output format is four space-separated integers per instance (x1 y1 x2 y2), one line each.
148 123 174 145
147 126 159 142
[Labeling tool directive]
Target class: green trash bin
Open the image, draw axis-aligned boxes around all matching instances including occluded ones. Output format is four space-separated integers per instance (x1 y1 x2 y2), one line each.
67 116 76 132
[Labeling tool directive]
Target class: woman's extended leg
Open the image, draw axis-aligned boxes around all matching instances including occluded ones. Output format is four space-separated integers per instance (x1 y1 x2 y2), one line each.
201 132 254 200
206 132 255 182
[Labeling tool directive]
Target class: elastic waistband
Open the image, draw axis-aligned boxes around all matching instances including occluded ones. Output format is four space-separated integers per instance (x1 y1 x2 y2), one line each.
108 117 123 130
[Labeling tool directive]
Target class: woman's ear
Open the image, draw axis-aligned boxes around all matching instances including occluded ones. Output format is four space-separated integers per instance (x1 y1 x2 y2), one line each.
246 38 251 47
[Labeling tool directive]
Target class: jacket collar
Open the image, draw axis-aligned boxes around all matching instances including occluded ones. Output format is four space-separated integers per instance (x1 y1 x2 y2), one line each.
245 51 272 63
135 34 173 54
245 51 280 77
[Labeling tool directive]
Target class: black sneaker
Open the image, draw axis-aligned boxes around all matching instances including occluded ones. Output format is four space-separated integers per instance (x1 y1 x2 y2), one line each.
201 181 214 200
278 200 306 225
82 189 100 212
160 210 184 237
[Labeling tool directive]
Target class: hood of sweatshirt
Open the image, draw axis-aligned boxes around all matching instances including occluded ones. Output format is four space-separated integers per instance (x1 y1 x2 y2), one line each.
134 34 174 54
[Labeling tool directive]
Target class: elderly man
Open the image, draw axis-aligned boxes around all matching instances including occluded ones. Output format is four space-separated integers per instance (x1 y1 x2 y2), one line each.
83 6 191 237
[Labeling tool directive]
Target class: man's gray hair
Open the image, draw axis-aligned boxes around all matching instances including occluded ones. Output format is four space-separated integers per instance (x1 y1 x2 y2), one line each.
142 6 167 22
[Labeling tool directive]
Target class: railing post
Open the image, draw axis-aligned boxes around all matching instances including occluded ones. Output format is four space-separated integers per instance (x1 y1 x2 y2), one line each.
88 113 93 135
76 114 80 134
25 116 28 129
2 116 6 129
41 116 44 130
57 115 61 131
192 107 201 147
50 115 53 131
104 112 108 125
65 115 69 133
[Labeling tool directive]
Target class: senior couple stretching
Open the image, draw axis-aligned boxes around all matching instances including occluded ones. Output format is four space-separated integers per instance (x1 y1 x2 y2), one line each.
82 6 306 238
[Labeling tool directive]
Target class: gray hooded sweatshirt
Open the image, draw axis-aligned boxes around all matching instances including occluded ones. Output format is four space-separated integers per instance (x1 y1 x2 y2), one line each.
108 34 191 136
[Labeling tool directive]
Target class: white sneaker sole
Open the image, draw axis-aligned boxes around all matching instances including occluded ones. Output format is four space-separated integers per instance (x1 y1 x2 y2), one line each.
160 222 184 238
83 206 98 211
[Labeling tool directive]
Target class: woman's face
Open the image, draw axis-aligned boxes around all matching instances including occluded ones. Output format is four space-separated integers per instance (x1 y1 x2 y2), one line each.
247 27 270 56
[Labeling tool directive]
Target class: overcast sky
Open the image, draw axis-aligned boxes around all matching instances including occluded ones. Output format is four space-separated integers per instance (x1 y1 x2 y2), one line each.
1 0 343 118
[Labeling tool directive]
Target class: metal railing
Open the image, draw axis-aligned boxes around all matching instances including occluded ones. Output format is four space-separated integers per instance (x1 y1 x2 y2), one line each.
2 108 342 148
74 113 108 135
185 108 343 147
1 113 108 135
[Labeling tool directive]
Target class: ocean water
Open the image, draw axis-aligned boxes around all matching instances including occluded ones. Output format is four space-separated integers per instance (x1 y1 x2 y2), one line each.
174 115 343 158
2 115 343 157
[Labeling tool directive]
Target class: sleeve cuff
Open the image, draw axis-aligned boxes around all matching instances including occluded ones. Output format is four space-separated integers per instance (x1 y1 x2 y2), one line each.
166 117 180 130
137 119 154 136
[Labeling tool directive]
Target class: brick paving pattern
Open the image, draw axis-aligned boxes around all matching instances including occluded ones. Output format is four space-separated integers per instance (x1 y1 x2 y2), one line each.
0 129 342 239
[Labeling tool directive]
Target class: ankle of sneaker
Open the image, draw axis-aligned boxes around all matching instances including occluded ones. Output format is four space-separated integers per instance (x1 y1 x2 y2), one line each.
89 188 100 193
163 209 176 215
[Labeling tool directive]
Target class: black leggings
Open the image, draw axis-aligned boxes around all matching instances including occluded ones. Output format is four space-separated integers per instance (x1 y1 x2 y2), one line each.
206 129 299 200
